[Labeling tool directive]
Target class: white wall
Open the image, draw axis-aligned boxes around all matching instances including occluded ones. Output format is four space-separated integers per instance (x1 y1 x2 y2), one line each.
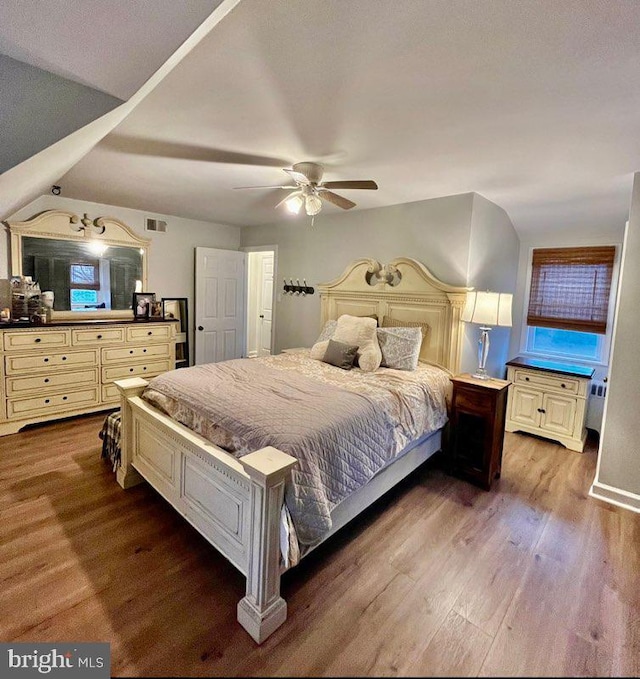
0 56 123 174
6 194 241 363
241 192 520 376
466 194 521 378
590 172 640 510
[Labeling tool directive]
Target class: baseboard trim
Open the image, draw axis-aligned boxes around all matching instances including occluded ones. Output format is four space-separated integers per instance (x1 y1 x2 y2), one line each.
589 480 640 514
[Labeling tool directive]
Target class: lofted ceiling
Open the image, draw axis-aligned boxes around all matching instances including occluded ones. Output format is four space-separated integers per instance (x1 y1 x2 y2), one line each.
5 0 640 236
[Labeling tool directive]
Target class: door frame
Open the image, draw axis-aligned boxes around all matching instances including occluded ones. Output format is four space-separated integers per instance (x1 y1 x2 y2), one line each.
242 245 278 357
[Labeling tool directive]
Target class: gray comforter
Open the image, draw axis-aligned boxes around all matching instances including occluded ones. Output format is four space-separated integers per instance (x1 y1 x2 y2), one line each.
143 354 449 545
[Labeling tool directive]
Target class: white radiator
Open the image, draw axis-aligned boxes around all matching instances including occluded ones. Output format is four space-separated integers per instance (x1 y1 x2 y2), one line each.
586 379 607 433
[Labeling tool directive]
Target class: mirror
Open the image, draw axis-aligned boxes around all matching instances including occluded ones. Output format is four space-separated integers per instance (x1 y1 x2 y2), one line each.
7 210 150 320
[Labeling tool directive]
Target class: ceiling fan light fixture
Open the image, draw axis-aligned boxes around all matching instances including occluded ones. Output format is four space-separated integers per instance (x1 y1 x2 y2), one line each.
305 194 322 216
285 194 303 214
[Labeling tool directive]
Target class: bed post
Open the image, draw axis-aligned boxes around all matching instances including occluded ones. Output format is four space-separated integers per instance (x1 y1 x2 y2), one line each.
237 446 297 644
115 377 148 489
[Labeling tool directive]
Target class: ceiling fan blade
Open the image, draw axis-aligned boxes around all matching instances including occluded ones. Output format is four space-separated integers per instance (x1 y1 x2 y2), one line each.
318 190 356 210
101 135 290 167
320 180 378 190
233 185 297 190
274 190 302 209
283 168 311 184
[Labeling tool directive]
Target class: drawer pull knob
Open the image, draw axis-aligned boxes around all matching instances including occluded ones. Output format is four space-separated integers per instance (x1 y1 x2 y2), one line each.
537 408 546 413
62 356 67 361
34 338 41 343
525 376 530 381
143 349 147 353
97 334 103 339
143 366 147 371
129 368 134 372
147 331 153 336
129 350 134 354
44 378 49 383
45 399 50 404
62 396 68 401
561 383 566 388
44 358 49 363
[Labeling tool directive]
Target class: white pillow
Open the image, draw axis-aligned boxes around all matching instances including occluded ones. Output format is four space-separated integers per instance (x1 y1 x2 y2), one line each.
332 314 381 372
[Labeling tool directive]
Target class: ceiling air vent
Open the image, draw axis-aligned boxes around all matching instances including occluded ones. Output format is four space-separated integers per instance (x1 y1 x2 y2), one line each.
145 218 167 233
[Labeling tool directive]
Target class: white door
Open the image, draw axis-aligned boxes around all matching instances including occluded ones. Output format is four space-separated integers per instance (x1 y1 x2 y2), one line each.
195 247 246 364
257 252 274 357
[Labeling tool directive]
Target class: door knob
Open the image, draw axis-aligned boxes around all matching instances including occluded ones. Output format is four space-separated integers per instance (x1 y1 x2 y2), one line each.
198 325 204 331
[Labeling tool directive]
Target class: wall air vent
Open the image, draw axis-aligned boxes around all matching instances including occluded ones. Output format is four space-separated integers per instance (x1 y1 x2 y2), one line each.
145 218 167 233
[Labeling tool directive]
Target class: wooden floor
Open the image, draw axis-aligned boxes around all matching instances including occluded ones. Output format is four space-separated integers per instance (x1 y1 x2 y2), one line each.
1 414 639 677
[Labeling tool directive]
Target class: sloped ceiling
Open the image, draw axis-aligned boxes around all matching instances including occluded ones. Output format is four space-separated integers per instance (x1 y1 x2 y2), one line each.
4 0 640 235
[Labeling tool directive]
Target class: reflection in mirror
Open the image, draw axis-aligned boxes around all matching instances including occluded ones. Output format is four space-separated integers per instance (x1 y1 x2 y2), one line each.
21 237 143 312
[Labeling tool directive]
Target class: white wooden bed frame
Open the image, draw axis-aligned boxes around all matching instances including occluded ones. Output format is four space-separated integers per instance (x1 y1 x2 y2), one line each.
115 257 470 643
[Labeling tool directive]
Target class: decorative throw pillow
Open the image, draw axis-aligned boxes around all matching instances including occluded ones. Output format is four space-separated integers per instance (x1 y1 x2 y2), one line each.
332 314 381 372
377 326 422 370
316 319 338 343
321 339 359 370
381 315 430 341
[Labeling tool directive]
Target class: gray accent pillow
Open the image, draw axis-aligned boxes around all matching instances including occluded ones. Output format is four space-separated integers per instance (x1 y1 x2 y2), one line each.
322 339 359 370
377 326 422 370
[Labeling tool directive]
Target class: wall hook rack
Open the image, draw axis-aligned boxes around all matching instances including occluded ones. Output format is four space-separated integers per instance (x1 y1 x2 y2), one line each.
283 278 315 296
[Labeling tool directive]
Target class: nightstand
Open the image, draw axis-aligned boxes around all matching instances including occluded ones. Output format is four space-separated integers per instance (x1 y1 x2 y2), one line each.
449 374 510 490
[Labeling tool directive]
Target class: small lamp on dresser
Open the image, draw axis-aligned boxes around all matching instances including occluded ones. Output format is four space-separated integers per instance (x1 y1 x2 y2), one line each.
462 290 513 379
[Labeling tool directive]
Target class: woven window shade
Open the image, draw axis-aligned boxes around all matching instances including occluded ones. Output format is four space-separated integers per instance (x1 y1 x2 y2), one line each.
527 246 615 334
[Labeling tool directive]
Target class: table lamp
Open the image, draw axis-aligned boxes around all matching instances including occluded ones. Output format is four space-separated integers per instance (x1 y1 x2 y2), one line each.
462 291 513 379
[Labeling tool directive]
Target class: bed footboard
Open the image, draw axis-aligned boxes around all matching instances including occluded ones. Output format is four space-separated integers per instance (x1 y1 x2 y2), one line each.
115 378 297 644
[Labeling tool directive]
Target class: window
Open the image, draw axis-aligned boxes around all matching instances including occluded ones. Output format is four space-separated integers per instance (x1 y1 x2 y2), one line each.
525 246 616 362
69 260 101 311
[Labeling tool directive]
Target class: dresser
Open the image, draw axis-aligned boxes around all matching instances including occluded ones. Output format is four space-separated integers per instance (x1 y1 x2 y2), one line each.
505 356 594 452
0 320 176 436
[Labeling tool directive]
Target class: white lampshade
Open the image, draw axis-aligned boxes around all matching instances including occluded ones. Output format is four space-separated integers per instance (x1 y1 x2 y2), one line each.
462 291 512 327
305 194 323 216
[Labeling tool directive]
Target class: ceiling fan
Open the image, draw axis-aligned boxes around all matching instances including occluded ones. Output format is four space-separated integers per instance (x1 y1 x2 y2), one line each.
233 161 378 217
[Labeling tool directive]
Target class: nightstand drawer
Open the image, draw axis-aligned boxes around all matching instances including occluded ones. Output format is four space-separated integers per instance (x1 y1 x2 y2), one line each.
454 387 495 415
513 368 580 395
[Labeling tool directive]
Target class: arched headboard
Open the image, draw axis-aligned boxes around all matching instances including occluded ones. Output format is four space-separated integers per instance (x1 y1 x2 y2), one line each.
317 257 471 374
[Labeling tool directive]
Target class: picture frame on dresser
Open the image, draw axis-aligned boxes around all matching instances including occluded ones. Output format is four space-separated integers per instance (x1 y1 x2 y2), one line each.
132 292 155 320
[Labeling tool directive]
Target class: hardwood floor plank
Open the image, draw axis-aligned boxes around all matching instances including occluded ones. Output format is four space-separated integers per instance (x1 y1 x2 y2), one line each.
2 415 640 677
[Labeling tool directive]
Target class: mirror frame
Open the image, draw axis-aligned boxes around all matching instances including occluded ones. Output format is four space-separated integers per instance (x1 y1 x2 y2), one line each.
6 209 150 320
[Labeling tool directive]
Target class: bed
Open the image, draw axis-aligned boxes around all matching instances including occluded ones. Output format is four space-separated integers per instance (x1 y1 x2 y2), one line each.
114 257 470 643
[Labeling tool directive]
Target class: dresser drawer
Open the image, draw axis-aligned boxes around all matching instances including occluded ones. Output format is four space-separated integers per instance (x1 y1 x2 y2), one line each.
5 349 98 374
513 369 580 395
7 387 99 418
126 325 172 342
101 383 120 402
6 368 98 396
3 329 71 351
102 359 172 382
72 327 126 346
101 343 171 363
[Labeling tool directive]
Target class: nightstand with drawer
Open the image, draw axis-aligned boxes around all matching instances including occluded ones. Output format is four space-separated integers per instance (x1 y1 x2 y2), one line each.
505 356 594 452
449 374 510 490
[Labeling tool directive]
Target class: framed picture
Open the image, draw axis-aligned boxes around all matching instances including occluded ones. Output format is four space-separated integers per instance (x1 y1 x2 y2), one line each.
132 292 155 320
162 299 181 321
149 300 164 320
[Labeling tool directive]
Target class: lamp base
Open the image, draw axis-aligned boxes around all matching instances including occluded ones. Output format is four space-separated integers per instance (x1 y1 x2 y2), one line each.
472 368 490 380
474 326 492 380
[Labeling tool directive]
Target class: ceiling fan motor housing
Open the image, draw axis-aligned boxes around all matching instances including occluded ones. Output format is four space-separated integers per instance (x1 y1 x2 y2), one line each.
292 161 323 184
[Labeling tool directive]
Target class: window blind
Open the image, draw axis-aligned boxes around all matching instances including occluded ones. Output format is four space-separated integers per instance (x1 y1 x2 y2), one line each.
527 246 615 334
